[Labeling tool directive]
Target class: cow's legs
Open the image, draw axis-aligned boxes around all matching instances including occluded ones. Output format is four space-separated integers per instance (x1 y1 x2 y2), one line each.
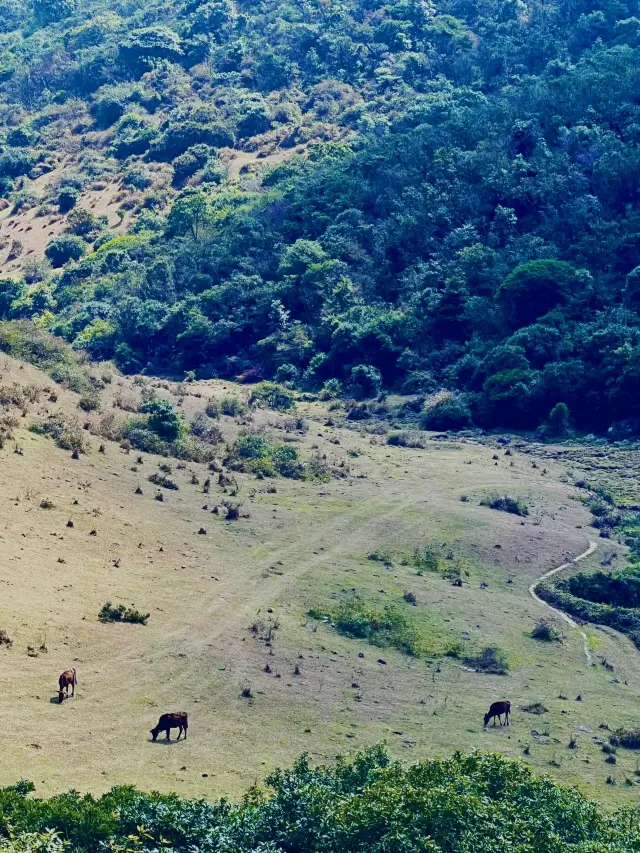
166 728 170 740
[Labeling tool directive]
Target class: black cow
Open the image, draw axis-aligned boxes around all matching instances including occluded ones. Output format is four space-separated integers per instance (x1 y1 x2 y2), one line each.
484 700 511 727
150 711 188 741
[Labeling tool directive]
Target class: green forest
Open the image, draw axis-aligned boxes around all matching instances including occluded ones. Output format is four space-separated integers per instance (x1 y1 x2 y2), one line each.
0 747 639 852
0 0 640 433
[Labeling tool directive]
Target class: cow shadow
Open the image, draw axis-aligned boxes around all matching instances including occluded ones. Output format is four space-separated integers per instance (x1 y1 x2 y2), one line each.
148 737 186 745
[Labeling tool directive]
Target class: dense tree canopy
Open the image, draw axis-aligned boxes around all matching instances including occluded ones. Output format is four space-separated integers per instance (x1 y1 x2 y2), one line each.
0 0 640 432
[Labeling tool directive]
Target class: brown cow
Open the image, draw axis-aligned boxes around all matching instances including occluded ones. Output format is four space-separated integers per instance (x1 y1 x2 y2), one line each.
484 700 510 727
150 712 188 742
58 668 77 703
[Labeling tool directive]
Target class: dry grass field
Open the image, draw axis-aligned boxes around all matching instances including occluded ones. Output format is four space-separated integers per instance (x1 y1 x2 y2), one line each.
0 355 638 806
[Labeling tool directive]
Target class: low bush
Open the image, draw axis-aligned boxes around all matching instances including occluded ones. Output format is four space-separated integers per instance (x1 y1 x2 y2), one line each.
311 595 423 656
531 618 561 642
220 395 248 416
248 381 295 411
387 431 426 448
480 492 529 516
464 646 509 674
421 390 472 431
412 546 439 574
98 602 149 625
35 413 86 452
611 728 640 749
225 433 304 478
148 472 178 490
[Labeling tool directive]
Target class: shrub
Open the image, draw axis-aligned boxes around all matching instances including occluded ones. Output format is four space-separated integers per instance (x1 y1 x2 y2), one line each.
44 236 86 268
274 363 299 385
421 390 472 431
531 618 561 642
480 492 529 516
544 402 571 437
98 602 149 625
190 412 222 444
220 395 248 416
249 381 295 411
37 413 86 451
348 364 382 399
148 472 178 490
141 399 183 440
78 394 100 412
312 595 423 656
205 398 220 418
387 431 426 448
319 378 343 399
57 187 78 213
464 646 509 674
412 547 439 573
611 728 640 749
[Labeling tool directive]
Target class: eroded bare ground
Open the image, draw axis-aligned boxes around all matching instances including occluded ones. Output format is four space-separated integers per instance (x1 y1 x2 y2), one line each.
0 357 638 804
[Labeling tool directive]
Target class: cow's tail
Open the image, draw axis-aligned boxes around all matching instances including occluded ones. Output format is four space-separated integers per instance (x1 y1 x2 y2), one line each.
73 668 77 686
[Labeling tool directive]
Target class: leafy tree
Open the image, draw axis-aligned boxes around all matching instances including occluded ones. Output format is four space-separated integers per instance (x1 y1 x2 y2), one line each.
32 0 75 26
546 401 571 436
166 189 212 240
141 399 182 440
44 236 86 268
348 364 382 398
497 261 577 329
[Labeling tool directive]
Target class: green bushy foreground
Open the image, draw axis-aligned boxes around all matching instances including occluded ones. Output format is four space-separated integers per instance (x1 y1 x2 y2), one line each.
0 748 638 853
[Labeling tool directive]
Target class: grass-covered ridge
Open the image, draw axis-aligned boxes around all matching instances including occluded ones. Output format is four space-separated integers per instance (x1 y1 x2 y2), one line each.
0 747 638 852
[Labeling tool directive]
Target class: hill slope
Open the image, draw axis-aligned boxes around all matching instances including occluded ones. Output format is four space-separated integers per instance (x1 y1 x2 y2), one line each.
0 1 639 431
0 350 639 804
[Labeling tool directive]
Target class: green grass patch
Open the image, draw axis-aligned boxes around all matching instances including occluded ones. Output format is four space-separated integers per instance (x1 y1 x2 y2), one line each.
309 594 458 657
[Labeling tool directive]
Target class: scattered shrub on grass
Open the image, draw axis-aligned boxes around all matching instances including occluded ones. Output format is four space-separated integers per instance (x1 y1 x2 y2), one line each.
611 729 640 749
98 602 149 625
205 398 220 418
387 431 426 448
531 618 561 642
248 381 295 411
190 412 223 444
480 492 529 516
0 630 12 647
421 390 472 431
310 595 423 656
36 413 86 452
220 395 248 416
148 473 179 490
464 646 509 674
78 394 100 412
412 546 439 574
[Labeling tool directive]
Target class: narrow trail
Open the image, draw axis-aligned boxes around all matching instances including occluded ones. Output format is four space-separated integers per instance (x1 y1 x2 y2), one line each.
528 540 598 665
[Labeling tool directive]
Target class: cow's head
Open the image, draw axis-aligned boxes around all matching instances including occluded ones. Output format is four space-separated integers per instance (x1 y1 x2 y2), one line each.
483 712 491 726
58 691 65 704
150 727 159 741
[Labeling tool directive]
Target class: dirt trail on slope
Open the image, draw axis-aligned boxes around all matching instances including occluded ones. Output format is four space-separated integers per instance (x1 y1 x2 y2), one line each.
529 541 598 665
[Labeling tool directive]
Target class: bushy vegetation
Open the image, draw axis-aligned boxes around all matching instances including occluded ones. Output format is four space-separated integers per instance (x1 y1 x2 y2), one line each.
0 748 638 852
224 432 304 478
538 565 640 648
310 594 439 656
98 602 149 625
1 0 640 433
479 492 529 517
464 646 510 674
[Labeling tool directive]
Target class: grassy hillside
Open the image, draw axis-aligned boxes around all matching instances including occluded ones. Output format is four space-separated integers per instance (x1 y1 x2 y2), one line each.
0 338 637 808
0 1 638 431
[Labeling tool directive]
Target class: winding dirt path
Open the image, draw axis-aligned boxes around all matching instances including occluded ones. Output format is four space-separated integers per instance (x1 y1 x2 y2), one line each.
528 540 598 665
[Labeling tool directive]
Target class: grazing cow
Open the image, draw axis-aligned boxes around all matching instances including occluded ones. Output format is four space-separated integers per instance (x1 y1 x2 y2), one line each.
150 712 188 742
58 668 77 704
484 700 511 727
